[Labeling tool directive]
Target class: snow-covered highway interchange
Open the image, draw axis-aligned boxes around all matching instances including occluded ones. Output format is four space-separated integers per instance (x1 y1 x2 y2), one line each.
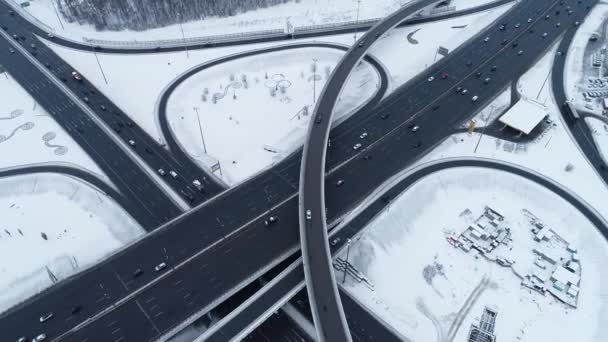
0 0 607 341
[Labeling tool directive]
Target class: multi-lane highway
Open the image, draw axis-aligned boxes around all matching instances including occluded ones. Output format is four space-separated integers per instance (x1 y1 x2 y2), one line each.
0 0 598 341
299 0 438 340
0 31 182 228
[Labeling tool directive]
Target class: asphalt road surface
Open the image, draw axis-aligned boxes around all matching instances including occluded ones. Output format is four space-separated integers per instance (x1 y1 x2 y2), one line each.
0 0 597 341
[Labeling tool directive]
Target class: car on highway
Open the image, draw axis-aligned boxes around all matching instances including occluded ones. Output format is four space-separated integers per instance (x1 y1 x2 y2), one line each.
380 114 389 120
461 88 468 95
359 132 368 139
128 139 136 147
154 262 167 272
441 72 449 80
82 96 89 103
9 48 14 54
491 65 497 71
264 216 277 227
483 36 490 42
336 179 344 187
427 76 435 82
133 268 143 278
455 87 463 93
306 209 312 220
169 170 178 178
517 50 524 56
514 23 521 28
330 237 340 247
71 71 82 81
542 32 548 38
157 169 166 176
484 77 491 84
527 18 533 23
39 312 53 323
411 125 420 132
181 190 194 203
192 179 204 191
358 39 366 47
472 96 479 102
353 143 362 150
47 32 55 39
33 334 46 342
100 105 107 111
499 24 506 31
315 113 323 124
17 337 26 342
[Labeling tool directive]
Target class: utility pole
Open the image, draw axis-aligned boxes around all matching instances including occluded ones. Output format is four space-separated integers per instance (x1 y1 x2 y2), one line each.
178 0 189 59
342 238 352 284
353 0 362 42
312 58 318 104
50 0 64 30
91 43 108 84
194 107 207 153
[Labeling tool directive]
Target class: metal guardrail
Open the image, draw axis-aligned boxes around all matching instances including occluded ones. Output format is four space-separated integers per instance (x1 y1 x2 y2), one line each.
81 17 386 49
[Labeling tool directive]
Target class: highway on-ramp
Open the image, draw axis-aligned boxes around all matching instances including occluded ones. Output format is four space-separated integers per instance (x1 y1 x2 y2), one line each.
299 0 439 340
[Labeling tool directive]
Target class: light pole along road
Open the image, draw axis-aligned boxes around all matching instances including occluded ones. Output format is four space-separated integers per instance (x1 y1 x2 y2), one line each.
299 0 439 341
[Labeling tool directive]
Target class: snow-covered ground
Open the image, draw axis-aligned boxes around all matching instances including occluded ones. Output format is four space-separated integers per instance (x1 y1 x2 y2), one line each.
340 166 608 342
564 3 608 113
0 73 107 181
465 87 511 129
585 117 608 163
422 43 608 220
370 4 511 94
20 0 499 43
166 47 379 185
0 173 144 313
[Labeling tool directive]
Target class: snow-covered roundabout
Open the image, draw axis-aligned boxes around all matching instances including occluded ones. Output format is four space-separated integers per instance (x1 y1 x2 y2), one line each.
166 46 380 185
339 166 608 342
0 173 144 313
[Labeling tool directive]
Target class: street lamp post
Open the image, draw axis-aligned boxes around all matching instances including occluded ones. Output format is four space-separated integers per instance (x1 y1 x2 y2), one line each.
353 0 362 42
177 1 189 59
91 43 108 84
194 107 207 154
50 0 64 30
312 58 318 104
342 238 352 284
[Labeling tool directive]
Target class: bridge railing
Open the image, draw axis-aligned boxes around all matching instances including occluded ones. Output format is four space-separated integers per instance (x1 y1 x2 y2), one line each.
81 17 385 49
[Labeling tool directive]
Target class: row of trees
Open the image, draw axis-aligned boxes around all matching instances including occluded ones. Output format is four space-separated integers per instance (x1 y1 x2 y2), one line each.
55 0 294 31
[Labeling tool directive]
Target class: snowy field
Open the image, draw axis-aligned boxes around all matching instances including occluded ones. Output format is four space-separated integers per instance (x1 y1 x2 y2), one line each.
20 0 499 43
0 73 107 181
0 173 144 313
370 4 511 94
585 117 608 163
166 47 379 185
341 166 608 342
564 3 608 113
423 43 608 220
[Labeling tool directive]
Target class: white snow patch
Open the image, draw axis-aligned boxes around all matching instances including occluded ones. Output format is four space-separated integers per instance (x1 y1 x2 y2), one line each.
341 166 608 342
0 73 107 181
0 173 144 313
585 117 608 164
369 4 511 94
167 47 379 185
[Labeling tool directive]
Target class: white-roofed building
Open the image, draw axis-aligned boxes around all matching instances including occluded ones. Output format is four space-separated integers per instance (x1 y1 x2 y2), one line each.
499 99 548 135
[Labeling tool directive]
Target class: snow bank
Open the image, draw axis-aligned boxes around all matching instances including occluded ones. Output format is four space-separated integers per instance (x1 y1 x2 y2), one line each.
0 173 144 313
342 167 608 342
0 73 107 181
166 47 379 185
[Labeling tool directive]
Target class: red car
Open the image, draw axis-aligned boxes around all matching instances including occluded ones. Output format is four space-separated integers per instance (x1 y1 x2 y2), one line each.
71 71 82 81
441 72 449 80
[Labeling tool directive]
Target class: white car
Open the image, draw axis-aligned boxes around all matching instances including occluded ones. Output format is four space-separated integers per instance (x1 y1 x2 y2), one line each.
483 36 490 42
306 209 312 220
155 262 167 272
33 334 46 342
472 96 479 102
157 169 166 176
411 125 420 132
192 179 203 191
359 132 368 139
71 71 82 81
39 313 53 323
427 76 435 82
128 139 136 147
353 143 362 150
169 171 178 179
